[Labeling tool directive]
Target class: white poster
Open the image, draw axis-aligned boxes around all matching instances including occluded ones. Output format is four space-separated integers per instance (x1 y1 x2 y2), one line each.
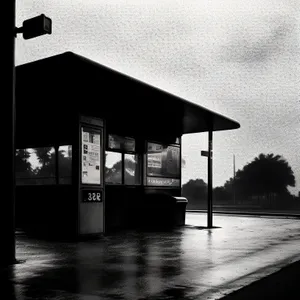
146 177 180 187
82 128 101 184
148 153 162 168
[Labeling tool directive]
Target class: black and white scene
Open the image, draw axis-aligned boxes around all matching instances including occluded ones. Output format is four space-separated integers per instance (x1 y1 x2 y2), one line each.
1 0 300 299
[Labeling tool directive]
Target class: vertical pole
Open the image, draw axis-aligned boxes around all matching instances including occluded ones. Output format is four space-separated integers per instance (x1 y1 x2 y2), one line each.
233 154 236 205
207 130 213 228
55 145 59 185
1 0 16 266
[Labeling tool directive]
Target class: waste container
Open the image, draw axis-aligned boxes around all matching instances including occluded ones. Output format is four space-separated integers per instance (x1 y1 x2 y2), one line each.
174 197 188 226
139 193 177 229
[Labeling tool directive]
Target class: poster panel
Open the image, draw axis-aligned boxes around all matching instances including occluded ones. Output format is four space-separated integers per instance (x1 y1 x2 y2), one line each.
81 127 101 185
147 142 180 178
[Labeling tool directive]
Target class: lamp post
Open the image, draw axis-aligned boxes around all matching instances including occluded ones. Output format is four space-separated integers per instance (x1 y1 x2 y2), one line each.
1 0 17 267
1 4 52 266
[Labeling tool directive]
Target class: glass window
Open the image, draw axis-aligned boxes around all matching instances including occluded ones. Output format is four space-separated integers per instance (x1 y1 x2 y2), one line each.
15 149 35 185
124 154 141 185
105 151 122 184
16 146 73 185
58 145 72 184
16 147 56 185
108 134 135 152
147 142 180 178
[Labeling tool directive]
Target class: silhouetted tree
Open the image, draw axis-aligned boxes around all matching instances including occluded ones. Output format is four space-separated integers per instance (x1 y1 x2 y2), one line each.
213 186 232 203
34 147 72 184
15 149 35 184
16 149 32 173
57 148 72 183
35 147 52 167
34 148 55 183
228 153 295 207
105 157 138 184
182 179 207 209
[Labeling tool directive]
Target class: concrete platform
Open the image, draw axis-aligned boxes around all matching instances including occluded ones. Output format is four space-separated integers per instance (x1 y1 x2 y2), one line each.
187 209 300 218
1 212 300 299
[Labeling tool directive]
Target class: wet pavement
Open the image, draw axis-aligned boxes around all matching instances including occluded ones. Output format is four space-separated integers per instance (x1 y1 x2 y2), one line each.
2 212 300 299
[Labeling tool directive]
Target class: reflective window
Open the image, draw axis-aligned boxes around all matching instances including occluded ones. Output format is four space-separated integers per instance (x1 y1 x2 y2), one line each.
16 146 73 185
147 143 180 178
108 134 135 152
16 147 56 185
15 149 35 185
58 145 72 184
124 154 141 185
105 151 122 184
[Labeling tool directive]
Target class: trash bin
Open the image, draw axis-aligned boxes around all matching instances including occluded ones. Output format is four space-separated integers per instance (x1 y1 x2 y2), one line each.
140 193 177 229
173 197 188 226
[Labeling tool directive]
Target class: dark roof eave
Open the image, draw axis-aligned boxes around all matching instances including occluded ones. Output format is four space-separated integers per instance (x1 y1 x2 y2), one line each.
16 51 241 134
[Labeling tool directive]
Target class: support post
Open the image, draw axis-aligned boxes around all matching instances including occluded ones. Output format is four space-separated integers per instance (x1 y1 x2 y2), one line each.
55 145 60 185
207 130 213 228
233 154 236 205
1 0 16 266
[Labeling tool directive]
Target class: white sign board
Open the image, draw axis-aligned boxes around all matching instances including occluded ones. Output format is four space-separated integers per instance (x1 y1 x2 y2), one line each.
81 128 101 185
148 153 162 168
146 177 180 187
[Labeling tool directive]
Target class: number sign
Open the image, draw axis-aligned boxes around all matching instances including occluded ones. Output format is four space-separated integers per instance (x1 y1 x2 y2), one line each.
82 190 103 202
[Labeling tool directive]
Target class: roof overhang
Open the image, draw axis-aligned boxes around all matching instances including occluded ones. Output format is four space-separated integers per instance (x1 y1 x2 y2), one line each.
16 52 240 141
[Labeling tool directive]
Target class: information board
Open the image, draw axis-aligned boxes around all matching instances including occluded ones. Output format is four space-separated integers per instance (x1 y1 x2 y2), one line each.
147 142 180 178
81 127 101 185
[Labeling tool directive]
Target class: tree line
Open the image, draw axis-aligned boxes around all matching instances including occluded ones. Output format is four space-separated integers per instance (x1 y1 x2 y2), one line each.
182 153 299 210
16 147 72 184
16 149 299 211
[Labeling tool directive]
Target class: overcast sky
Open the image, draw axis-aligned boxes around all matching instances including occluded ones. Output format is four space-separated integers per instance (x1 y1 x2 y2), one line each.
16 0 300 195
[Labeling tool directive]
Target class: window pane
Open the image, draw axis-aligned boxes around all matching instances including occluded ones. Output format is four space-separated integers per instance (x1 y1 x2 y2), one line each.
123 138 135 152
16 147 56 185
105 151 122 184
59 145 72 184
124 154 140 185
108 134 135 152
108 135 122 150
147 143 180 178
15 149 35 185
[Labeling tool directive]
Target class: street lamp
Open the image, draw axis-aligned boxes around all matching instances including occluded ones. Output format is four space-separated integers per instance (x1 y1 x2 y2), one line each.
1 5 52 267
15 14 52 39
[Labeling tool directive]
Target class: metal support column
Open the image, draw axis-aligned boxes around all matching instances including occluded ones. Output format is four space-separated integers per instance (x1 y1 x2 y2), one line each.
207 130 213 228
233 154 236 205
1 0 16 266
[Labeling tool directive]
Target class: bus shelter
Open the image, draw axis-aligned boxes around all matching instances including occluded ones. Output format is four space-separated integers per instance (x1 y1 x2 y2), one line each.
15 52 240 239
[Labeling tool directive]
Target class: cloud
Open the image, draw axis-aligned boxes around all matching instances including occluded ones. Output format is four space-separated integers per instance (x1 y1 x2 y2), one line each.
220 11 299 64
16 0 300 194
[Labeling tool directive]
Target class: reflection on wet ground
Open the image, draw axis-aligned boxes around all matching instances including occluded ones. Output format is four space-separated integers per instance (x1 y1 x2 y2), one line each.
2 213 300 299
